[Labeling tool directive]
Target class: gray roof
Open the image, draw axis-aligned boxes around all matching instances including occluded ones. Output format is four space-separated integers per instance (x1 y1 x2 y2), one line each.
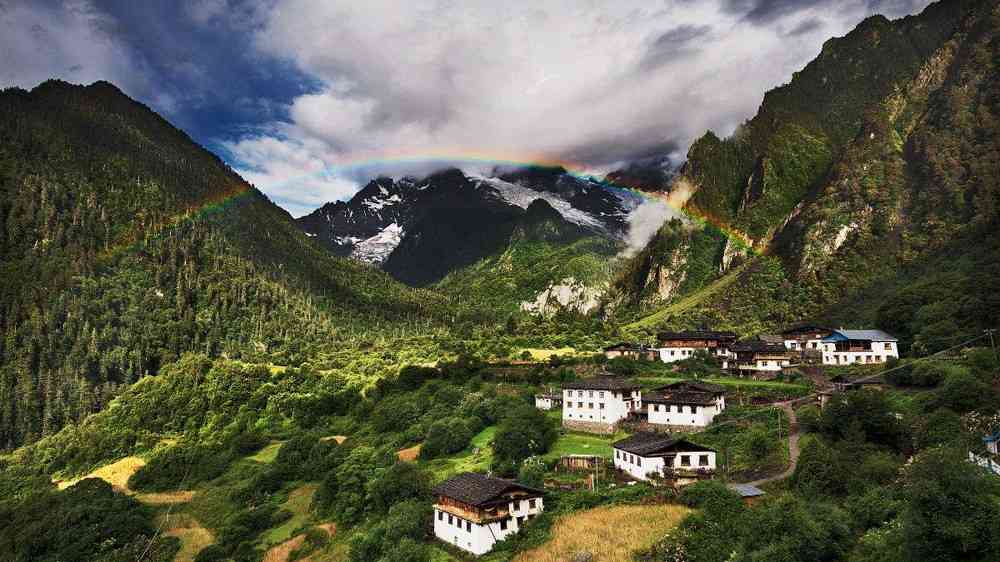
432 472 543 507
729 484 765 497
824 329 897 342
612 432 715 456
563 376 641 391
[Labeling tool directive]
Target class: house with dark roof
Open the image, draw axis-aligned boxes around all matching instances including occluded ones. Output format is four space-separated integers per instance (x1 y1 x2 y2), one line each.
655 330 737 364
781 324 834 352
561 377 642 434
644 380 727 428
728 340 792 378
821 329 898 366
612 432 716 485
603 342 658 361
432 472 544 555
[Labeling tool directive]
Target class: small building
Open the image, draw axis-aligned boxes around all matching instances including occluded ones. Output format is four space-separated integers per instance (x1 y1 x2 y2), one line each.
728 341 792 378
821 329 899 366
432 472 544 556
644 381 726 429
534 391 563 410
986 430 999 456
781 324 833 352
603 343 658 361
559 454 602 471
656 330 737 364
612 432 716 485
729 483 766 505
562 377 642 434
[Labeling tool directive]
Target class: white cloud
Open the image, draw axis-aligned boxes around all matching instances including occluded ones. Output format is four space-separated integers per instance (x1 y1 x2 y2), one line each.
225 0 931 214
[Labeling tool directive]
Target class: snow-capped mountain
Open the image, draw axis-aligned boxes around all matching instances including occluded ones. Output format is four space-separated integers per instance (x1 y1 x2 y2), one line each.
296 166 656 286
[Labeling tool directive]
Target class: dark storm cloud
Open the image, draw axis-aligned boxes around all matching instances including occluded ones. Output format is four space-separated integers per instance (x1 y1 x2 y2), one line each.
784 16 825 36
640 24 713 70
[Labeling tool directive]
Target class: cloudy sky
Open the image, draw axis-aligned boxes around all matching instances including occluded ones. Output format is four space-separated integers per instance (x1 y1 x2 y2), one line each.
2 0 932 216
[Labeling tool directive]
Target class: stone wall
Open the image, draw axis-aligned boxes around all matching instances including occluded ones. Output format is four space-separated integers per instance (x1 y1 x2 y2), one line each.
562 419 616 434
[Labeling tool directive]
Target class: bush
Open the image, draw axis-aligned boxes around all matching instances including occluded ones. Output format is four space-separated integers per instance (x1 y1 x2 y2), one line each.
368 462 431 515
420 417 475 459
517 460 546 489
493 405 558 466
129 441 233 491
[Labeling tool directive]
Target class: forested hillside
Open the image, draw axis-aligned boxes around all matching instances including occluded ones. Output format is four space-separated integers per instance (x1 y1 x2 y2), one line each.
0 81 453 449
609 0 1000 348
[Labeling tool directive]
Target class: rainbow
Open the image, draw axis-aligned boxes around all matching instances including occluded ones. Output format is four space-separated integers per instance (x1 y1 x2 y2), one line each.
263 148 757 253
99 150 757 263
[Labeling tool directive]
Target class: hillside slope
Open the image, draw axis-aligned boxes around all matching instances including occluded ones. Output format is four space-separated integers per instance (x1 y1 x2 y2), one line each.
0 81 449 449
611 0 1000 345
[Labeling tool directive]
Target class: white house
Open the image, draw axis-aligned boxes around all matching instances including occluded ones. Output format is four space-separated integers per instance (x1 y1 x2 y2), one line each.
562 377 641 434
821 329 899 366
612 432 717 486
534 391 562 411
432 472 544 556
645 381 726 429
655 331 737 364
729 341 792 377
781 324 833 352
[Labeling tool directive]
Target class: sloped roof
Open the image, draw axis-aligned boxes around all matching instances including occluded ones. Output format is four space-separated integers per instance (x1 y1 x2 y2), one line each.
432 472 543 507
757 334 784 345
657 380 726 394
730 340 788 353
781 323 833 336
644 390 717 406
823 329 897 342
612 432 715 456
563 376 641 391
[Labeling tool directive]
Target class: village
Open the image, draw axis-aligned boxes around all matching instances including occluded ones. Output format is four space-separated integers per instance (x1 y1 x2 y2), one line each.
431 324 920 555
425 324 1000 558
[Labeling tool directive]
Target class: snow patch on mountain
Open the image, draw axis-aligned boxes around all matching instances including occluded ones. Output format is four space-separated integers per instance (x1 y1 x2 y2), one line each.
350 223 404 264
474 177 608 231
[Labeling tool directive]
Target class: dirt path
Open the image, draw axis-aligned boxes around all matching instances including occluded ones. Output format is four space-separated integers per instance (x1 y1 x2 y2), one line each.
263 524 337 562
741 401 800 488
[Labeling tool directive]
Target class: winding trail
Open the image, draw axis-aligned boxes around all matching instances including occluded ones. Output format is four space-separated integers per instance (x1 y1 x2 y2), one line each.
741 401 800 487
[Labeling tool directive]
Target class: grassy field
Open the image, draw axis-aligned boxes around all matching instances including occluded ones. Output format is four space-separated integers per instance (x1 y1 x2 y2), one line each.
160 513 213 562
261 484 319 546
55 456 146 491
513 504 691 562
517 347 579 361
249 441 284 463
635 375 810 392
424 426 496 480
545 431 623 460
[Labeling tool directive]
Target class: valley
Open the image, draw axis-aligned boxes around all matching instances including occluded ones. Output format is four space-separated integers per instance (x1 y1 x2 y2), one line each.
1 0 999 561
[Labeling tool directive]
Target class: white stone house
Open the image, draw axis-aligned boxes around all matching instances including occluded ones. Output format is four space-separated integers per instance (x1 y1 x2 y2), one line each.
562 377 641 434
645 381 726 429
534 391 562 411
821 329 899 366
655 330 737 364
432 472 544 556
781 324 833 352
729 341 792 377
612 432 716 486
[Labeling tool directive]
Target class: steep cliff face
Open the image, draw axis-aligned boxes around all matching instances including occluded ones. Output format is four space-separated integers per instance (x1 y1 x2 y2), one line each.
619 0 1000 343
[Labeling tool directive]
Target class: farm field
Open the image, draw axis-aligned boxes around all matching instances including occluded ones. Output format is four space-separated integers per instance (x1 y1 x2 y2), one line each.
425 426 497 480
513 503 691 562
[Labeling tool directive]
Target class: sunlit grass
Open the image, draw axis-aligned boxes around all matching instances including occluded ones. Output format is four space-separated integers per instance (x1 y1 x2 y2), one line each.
513 504 691 562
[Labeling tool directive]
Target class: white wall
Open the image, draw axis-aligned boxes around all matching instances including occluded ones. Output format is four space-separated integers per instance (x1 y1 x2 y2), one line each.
658 347 694 363
647 402 719 427
613 448 717 481
562 389 640 425
821 341 898 365
535 397 553 410
784 339 824 351
433 497 544 556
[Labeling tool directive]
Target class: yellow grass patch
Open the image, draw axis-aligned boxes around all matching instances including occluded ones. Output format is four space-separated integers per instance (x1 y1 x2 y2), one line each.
55 456 146 492
264 523 337 562
398 444 422 462
136 490 197 505
321 435 348 444
513 504 691 562
159 513 214 562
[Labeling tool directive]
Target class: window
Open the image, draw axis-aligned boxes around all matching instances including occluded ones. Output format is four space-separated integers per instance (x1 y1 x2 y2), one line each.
588 391 594 398
529 499 536 509
599 403 605 409
438 511 443 521
500 519 508 531
699 455 709 466
466 521 472 532
588 402 594 409
680 455 691 467
599 391 604 398
448 514 454 525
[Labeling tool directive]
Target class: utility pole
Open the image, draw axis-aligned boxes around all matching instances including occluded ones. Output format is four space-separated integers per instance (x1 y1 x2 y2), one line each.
987 329 998 363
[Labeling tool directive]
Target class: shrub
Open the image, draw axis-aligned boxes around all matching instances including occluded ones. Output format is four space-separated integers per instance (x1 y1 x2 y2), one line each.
493 405 558 465
128 441 233 491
